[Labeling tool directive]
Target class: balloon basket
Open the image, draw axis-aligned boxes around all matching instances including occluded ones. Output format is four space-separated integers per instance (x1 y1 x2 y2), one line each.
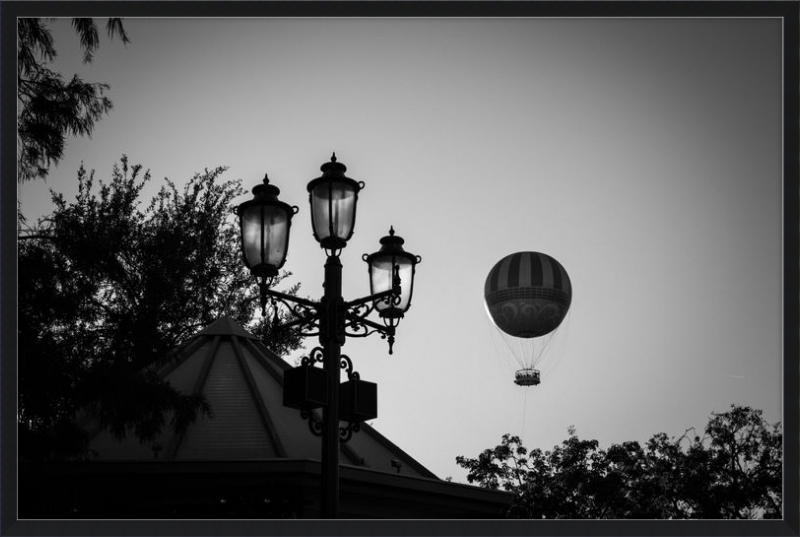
514 368 541 386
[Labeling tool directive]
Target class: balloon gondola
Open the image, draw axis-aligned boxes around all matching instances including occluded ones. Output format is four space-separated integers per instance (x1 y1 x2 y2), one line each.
514 368 541 386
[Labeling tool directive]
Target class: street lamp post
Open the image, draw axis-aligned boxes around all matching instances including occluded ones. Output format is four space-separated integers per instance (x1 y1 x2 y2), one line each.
237 154 421 518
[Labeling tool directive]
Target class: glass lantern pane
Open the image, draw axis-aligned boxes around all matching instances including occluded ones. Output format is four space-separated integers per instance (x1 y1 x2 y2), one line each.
395 258 414 311
241 204 289 270
370 256 394 311
311 181 356 242
371 255 414 312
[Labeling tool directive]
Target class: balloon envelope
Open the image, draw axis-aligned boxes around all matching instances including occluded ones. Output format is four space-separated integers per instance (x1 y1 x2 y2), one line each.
484 251 572 338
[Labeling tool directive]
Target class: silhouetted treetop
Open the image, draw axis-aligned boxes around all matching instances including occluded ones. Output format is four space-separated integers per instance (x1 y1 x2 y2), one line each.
17 18 130 182
456 405 781 519
18 156 304 462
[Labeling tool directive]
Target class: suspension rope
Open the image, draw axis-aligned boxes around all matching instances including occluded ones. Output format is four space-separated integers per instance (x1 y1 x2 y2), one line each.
521 386 529 444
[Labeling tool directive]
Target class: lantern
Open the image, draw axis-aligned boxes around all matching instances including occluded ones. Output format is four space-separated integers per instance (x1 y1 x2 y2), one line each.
307 154 364 253
363 227 421 326
236 174 298 280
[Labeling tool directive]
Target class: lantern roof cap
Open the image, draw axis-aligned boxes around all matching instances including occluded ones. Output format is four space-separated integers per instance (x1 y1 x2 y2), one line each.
320 152 347 175
251 173 281 199
379 226 404 247
364 227 421 266
308 153 363 193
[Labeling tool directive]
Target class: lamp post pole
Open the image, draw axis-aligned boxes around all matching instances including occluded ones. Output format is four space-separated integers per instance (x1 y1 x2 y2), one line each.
237 154 421 519
321 254 343 518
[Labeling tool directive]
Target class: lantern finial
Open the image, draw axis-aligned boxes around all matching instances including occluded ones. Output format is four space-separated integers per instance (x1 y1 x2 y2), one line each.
252 173 281 198
331 152 337 162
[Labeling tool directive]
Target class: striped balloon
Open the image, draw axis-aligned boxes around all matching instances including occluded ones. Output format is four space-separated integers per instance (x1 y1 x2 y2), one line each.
484 252 572 338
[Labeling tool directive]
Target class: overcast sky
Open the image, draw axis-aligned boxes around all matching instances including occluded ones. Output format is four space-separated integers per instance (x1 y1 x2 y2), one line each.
18 17 784 483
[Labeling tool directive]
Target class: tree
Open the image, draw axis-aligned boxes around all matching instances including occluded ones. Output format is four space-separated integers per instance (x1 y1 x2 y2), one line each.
456 405 782 519
17 18 130 182
18 156 304 462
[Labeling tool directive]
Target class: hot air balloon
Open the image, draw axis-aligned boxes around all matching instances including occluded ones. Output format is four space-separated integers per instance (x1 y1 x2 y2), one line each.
484 251 572 386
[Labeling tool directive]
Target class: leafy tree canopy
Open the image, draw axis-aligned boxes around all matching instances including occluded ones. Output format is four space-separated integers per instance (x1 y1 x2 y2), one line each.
19 156 304 462
456 405 781 519
17 18 130 182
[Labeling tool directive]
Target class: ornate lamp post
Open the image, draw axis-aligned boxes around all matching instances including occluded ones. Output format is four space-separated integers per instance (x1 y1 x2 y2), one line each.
237 154 420 519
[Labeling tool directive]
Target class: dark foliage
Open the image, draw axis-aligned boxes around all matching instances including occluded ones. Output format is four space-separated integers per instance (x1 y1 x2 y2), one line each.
18 157 304 462
17 18 130 182
456 405 782 519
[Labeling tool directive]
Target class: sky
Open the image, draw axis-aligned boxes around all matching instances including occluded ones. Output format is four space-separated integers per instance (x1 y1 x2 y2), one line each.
17 17 784 484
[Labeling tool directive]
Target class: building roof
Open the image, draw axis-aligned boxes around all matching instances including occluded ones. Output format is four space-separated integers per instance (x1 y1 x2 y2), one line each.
86 316 437 480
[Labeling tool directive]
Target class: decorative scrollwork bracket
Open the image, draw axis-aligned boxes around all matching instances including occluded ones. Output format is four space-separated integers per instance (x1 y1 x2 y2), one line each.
263 288 322 336
338 353 363 444
300 408 324 437
301 347 325 368
340 353 359 381
343 309 397 354
339 421 361 443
